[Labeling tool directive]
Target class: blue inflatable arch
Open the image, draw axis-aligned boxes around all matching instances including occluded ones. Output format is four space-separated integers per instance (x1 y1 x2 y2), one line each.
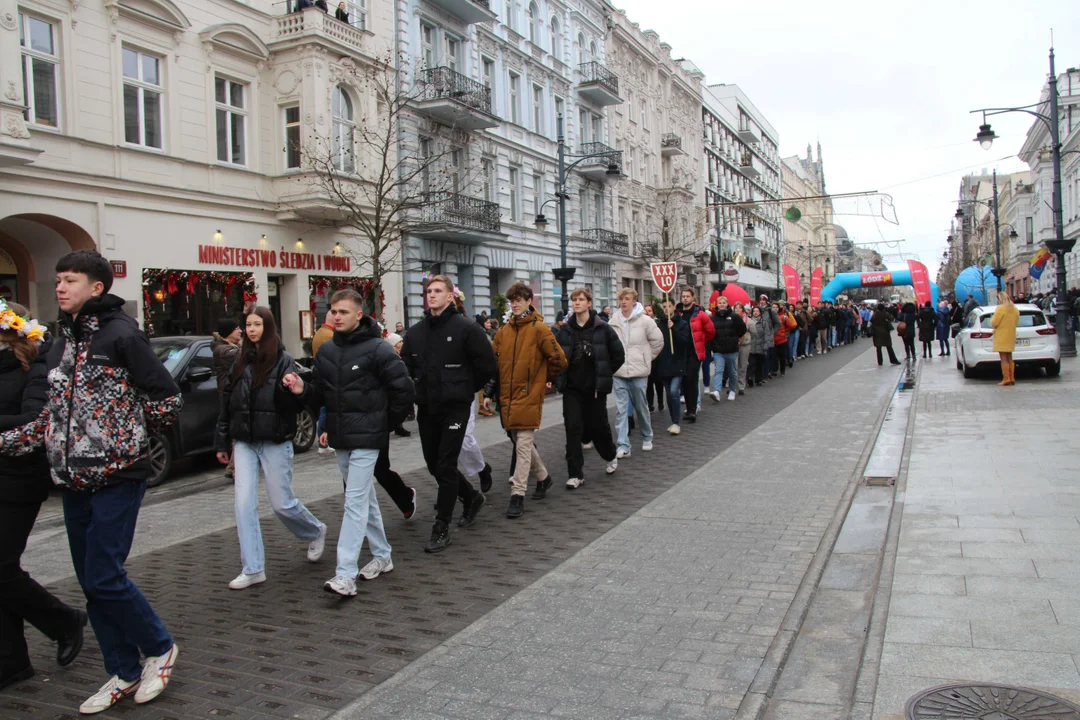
820 270 939 307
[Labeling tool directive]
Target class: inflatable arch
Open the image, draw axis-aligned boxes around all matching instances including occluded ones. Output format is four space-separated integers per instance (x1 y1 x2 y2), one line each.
820 270 939 307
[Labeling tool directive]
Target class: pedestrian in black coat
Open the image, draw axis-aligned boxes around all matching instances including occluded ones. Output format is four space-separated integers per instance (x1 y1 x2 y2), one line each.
870 308 901 366
899 302 918 360
0 322 86 690
917 301 937 358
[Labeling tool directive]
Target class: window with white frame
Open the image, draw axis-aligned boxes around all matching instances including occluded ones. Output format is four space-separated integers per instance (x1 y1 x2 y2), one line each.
450 148 462 193
527 2 539 45
482 57 496 114
640 99 647 129
533 173 543 216
481 158 494 201
215 76 246 165
284 106 301 170
509 167 520 222
578 189 587 229
553 96 564 138
577 32 585 64
420 23 436 68
122 47 163 149
589 40 596 59
532 84 543 134
578 108 587 144
445 35 461 72
344 0 367 31
549 16 560 57
331 86 355 173
18 13 59 128
591 113 601 145
504 0 514 30
508 72 520 124
419 137 431 193
592 192 602 228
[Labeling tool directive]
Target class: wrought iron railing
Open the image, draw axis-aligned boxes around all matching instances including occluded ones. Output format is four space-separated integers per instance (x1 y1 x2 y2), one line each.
579 229 629 257
417 67 493 115
418 192 501 233
578 61 619 97
576 141 622 173
661 133 682 150
635 240 659 258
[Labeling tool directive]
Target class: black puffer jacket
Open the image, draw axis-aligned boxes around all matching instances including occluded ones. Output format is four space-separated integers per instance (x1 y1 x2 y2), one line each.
708 309 748 355
401 304 497 410
554 310 625 395
0 340 52 503
215 347 304 450
306 316 415 450
652 311 692 379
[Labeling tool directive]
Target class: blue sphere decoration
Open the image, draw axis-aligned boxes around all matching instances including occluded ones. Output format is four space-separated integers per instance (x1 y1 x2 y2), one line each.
954 266 996 305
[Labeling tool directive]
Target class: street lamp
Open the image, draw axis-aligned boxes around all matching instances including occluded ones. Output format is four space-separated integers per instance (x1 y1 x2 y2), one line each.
972 46 1076 357
540 113 622 315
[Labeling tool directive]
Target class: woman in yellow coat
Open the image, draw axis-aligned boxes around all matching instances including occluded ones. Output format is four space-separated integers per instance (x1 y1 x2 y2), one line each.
991 292 1020 385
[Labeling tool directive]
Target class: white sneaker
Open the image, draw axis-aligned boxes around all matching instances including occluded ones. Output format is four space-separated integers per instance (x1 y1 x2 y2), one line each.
566 477 584 489
228 571 266 590
79 675 140 714
133 643 178 704
667 424 681 435
359 557 394 581
307 523 327 562
605 459 618 474
324 574 357 596
582 442 594 450
711 391 721 402
616 448 631 459
728 391 736 401
642 440 654 451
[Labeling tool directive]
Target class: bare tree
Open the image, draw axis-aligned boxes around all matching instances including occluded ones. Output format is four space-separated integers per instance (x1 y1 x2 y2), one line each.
294 54 483 319
639 189 710 267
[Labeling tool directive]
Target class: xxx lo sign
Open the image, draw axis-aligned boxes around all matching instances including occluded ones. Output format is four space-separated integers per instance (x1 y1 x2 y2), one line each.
651 262 678 295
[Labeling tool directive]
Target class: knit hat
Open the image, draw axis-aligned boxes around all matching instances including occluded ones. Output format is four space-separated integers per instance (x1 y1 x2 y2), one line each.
384 332 403 347
217 318 239 337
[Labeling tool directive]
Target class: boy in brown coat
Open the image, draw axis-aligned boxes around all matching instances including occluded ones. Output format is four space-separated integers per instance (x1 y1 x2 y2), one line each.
484 283 567 518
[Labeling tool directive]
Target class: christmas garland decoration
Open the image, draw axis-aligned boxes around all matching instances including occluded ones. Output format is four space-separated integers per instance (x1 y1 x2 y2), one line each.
141 269 256 336
308 275 382 320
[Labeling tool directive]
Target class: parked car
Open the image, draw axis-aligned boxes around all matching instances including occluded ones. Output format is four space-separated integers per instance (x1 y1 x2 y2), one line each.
954 304 1061 379
148 337 316 487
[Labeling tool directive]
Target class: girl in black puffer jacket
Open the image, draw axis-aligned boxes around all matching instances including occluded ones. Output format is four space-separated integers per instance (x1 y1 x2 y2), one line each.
0 305 86 689
215 307 326 591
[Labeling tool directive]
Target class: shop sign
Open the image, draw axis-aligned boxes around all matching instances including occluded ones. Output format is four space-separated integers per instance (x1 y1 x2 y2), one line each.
197 245 351 273
110 260 127 278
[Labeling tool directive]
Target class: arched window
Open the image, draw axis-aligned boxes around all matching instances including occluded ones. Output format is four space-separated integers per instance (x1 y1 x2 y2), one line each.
332 86 355 173
589 40 596 60
577 32 585 64
527 2 538 45
550 16 560 56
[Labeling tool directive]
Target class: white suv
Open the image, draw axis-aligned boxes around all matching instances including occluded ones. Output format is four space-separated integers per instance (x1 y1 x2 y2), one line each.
954 304 1061 379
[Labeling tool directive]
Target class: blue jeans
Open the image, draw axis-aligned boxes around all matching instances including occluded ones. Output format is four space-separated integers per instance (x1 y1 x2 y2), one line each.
317 407 327 444
788 330 799 360
700 354 712 389
614 376 652 451
666 375 682 426
63 481 173 681
712 352 738 395
233 441 323 576
335 448 390 578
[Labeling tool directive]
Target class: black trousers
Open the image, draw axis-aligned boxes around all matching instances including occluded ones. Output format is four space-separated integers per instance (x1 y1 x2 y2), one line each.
563 389 616 479
749 352 765 385
681 364 699 412
646 371 664 411
903 337 917 359
773 344 787 375
876 344 900 365
417 403 476 525
0 501 80 672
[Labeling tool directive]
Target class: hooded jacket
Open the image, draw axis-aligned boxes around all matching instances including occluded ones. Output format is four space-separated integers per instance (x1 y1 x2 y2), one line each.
0 339 52 503
773 310 797 345
306 315 415 449
674 302 716 362
554 310 625 396
610 302 664 379
490 308 567 430
400 303 497 410
211 333 241 391
748 314 771 355
216 346 305 450
653 310 692 378
708 308 748 355
0 294 182 491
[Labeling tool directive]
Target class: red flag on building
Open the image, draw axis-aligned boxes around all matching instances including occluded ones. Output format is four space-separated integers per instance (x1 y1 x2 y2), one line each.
906 259 932 306
809 268 823 306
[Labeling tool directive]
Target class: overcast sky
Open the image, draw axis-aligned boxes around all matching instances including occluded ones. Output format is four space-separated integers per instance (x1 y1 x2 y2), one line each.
612 0 1078 280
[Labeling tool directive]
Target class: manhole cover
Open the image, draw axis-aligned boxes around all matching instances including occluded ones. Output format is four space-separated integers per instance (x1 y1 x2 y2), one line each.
906 683 1080 719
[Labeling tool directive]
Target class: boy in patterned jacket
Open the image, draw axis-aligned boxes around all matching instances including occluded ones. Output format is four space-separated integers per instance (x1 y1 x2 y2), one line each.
0 251 183 715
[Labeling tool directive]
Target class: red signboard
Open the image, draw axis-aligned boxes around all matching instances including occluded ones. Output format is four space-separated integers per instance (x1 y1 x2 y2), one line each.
782 264 800 301
110 260 127 278
650 262 678 295
810 268 823 306
860 271 894 287
907 259 932 306
197 245 351 273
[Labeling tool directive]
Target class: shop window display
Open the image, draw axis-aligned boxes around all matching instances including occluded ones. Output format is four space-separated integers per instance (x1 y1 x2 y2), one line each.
142 269 256 337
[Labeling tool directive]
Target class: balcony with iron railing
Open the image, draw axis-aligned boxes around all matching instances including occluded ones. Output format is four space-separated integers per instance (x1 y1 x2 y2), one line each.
577 228 630 261
635 240 660 260
412 191 504 245
577 61 622 106
270 6 371 56
660 133 686 157
413 67 499 130
575 142 623 183
423 0 496 24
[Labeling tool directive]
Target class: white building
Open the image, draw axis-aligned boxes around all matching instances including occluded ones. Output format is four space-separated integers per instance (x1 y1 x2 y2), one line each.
395 0 622 321
781 143 834 292
702 83 782 298
0 0 401 355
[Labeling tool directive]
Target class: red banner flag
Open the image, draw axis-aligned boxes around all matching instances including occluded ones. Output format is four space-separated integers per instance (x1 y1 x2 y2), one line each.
782 264 800 302
650 262 678 295
809 268 823 306
907 259 931 306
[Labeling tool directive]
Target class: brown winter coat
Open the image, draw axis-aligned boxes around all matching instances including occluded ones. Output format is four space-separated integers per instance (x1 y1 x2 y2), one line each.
490 309 567 430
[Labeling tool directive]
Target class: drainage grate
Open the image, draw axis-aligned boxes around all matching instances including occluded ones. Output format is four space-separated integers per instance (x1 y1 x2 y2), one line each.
905 683 1080 719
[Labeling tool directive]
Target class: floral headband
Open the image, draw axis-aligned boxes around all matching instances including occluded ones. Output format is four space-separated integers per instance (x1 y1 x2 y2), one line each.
453 286 466 302
0 299 45 344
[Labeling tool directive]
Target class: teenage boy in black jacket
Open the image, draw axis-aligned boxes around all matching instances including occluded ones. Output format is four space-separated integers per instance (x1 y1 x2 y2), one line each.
0 251 181 714
400 275 497 553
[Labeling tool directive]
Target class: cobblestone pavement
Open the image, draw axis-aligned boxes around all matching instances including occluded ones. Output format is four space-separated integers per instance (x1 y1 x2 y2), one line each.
2 341 875 719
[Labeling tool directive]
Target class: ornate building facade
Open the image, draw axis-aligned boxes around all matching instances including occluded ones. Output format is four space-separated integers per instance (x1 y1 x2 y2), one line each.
781 143 834 291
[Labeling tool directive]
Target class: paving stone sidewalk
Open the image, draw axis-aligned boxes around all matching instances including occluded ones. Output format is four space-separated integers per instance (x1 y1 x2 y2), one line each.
333 348 899 720
1 344 872 719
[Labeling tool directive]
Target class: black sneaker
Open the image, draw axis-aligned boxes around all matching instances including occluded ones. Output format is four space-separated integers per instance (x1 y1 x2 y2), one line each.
458 491 485 528
425 520 452 553
684 412 696 424
478 463 493 493
506 495 524 518
532 477 552 500
394 426 411 437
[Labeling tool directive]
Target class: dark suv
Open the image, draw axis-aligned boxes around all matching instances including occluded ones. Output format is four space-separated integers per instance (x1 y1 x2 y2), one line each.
149 337 316 487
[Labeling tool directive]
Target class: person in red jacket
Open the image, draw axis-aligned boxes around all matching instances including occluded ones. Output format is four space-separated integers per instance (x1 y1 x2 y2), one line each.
674 287 715 422
771 302 797 377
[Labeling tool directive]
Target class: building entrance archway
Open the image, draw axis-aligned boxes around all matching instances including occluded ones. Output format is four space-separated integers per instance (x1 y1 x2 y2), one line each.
0 214 97 319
